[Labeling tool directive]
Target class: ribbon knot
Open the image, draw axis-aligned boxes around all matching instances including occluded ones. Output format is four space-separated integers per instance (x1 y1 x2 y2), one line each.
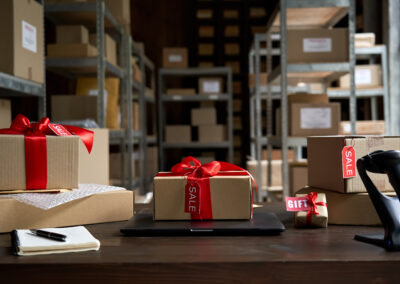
306 192 327 224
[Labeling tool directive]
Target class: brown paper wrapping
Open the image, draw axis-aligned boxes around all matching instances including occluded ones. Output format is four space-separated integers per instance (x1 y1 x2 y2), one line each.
294 193 328 228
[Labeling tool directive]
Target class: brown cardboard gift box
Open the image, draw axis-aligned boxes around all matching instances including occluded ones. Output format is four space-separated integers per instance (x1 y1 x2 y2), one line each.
162 47 188 68
308 136 400 193
0 190 133 233
0 135 79 190
191 107 217 126
294 192 328 228
339 65 382 88
0 0 44 83
154 174 252 220
198 78 223 94
339 120 385 135
297 187 395 225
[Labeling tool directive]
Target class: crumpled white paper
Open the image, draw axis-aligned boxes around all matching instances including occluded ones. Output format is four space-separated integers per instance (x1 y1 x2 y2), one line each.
0 184 126 210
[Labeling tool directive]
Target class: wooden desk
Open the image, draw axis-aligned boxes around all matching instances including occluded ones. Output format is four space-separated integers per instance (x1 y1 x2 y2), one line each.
1 204 400 283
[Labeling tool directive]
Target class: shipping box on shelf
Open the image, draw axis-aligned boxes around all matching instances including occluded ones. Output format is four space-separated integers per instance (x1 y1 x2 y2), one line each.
51 95 97 122
0 0 44 83
290 162 308 196
132 58 142 84
89 33 117 66
308 136 400 193
56 25 89 44
355 33 375 48
153 174 252 220
224 25 240 37
287 28 349 63
262 149 294 161
0 135 79 190
79 128 109 185
165 125 191 143
248 73 268 88
47 43 97 58
340 120 385 135
199 125 226 142
162 47 188 68
297 186 395 225
0 99 11 129
224 43 240 55
0 190 133 233
198 78 223 94
166 88 196 95
198 26 214 37
246 160 282 188
109 152 134 180
133 102 140 131
198 43 214 56
191 107 217 126
339 65 382 89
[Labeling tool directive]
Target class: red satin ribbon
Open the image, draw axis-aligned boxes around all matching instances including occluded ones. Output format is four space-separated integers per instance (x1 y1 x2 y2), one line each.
0 114 94 190
157 156 257 220
305 192 327 225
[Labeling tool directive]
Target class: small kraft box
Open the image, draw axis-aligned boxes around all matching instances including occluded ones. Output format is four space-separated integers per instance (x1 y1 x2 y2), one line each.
340 120 385 135
308 136 400 193
198 125 226 142
339 65 382 88
287 28 349 63
191 107 217 126
355 33 375 48
165 125 191 143
198 77 223 94
56 25 89 44
0 0 44 83
89 33 117 66
162 47 188 68
154 157 253 220
291 192 328 228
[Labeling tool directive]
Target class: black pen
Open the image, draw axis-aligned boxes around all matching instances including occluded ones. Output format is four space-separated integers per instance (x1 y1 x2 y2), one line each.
30 229 67 242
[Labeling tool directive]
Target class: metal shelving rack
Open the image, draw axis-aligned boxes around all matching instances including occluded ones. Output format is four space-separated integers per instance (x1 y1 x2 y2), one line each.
261 0 356 200
158 67 233 170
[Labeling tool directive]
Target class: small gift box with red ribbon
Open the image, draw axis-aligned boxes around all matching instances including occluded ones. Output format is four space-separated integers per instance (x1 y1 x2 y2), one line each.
286 192 328 228
0 114 93 191
154 157 256 220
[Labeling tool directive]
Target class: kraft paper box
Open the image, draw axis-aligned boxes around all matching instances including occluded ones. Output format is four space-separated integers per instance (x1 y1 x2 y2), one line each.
191 107 217 126
0 0 44 83
308 136 400 193
290 162 308 196
297 187 396 225
0 99 11 129
89 33 117 66
198 78 223 94
166 88 196 95
294 192 328 228
162 47 188 68
165 125 191 143
355 33 375 48
0 190 133 233
340 120 385 135
47 43 98 58
287 28 348 63
246 160 282 188
0 135 79 190
339 65 382 89
199 125 226 142
56 25 89 44
154 174 252 220
262 149 294 161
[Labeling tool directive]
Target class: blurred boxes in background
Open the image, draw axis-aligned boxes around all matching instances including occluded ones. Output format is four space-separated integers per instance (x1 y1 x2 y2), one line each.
198 43 214 56
191 107 217 125
89 33 117 66
109 152 134 181
290 162 308 196
224 43 240 55
51 95 97 121
47 43 97 57
224 25 240 37
198 78 223 94
0 99 11 128
339 65 382 88
246 160 282 188
262 149 294 160
355 33 375 48
162 47 188 68
339 120 385 135
248 73 268 87
198 26 214 37
165 125 191 143
166 88 196 95
56 25 88 44
199 125 226 142
0 0 44 83
133 102 140 131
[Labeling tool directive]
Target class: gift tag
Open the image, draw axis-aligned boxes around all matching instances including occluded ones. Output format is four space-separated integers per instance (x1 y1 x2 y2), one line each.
48 124 72 136
285 196 311 212
342 146 356 178
185 182 200 214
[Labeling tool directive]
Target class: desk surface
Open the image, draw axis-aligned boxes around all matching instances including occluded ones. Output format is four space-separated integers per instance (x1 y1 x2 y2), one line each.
1 203 400 283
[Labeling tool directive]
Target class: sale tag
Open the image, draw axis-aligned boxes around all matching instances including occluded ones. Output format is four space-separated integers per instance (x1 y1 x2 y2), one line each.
48 124 72 136
185 182 200 214
342 146 356 178
285 196 311 212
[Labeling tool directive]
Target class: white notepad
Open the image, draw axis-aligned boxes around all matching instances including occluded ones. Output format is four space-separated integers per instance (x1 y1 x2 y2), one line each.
12 226 100 256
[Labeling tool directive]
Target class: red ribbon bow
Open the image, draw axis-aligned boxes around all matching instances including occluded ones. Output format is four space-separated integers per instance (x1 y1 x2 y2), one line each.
159 156 256 220
0 114 94 190
305 192 327 225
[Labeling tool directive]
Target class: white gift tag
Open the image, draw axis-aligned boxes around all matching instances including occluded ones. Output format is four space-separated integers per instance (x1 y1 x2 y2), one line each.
22 20 37 53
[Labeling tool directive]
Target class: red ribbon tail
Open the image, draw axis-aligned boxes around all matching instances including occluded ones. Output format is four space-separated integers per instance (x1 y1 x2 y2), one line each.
64 125 94 154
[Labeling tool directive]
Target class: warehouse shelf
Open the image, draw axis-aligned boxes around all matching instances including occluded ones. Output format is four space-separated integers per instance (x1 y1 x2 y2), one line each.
327 87 385 98
162 94 230 102
0 72 45 97
163 142 231 149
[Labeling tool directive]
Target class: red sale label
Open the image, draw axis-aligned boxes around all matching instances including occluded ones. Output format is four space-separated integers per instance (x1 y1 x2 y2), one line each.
48 124 72 136
185 182 200 214
342 146 356 178
285 197 311 212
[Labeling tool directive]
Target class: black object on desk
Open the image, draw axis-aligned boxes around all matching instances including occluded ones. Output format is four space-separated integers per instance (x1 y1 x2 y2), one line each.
355 150 400 251
30 229 67 242
121 212 285 236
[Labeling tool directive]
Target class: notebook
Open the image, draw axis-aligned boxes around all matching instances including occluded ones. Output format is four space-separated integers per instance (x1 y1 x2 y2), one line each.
11 226 100 256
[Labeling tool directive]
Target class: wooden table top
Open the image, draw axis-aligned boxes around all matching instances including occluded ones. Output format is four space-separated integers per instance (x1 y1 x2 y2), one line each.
1 203 400 283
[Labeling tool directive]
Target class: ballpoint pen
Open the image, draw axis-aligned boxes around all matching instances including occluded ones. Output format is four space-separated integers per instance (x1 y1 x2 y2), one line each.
30 229 67 242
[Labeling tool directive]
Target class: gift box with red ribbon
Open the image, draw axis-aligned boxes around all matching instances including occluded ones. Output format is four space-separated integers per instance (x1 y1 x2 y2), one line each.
292 192 328 228
0 114 93 191
154 157 256 220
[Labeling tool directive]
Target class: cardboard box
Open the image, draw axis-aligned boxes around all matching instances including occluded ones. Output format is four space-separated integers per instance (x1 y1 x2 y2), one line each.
290 162 308 196
154 174 252 220
198 43 214 55
0 190 133 233
262 149 295 161
191 107 217 126
165 125 191 143
76 77 120 129
339 65 382 88
199 125 226 142
47 43 97 58
166 88 196 95
162 47 188 68
340 120 385 135
0 135 79 190
287 28 349 63
246 160 282 188
198 26 214 37
226 61 240 74
297 186 395 225
224 25 240 37
288 93 329 104
89 33 117 66
295 192 328 228
56 25 88 44
196 9 212 19
233 81 241 94
0 0 44 83
223 9 239 19
132 59 142 83
109 152 135 180
225 43 240 55
0 99 11 129
198 78 223 94
355 33 375 48
308 136 400 193
248 73 268 87
133 102 140 131
79 128 109 185
51 95 97 122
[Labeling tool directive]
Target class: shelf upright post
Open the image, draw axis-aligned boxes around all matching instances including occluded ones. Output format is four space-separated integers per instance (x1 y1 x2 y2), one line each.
227 68 234 164
138 46 147 194
266 32 273 200
157 71 165 170
39 0 46 118
249 48 256 159
96 0 106 128
381 47 390 134
349 0 356 134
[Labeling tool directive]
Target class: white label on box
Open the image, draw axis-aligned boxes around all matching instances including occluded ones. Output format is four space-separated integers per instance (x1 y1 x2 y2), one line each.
22 21 37 53
355 69 372 85
203 81 220 93
343 122 351 133
169 54 182 62
300 107 332 129
303 38 332 53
